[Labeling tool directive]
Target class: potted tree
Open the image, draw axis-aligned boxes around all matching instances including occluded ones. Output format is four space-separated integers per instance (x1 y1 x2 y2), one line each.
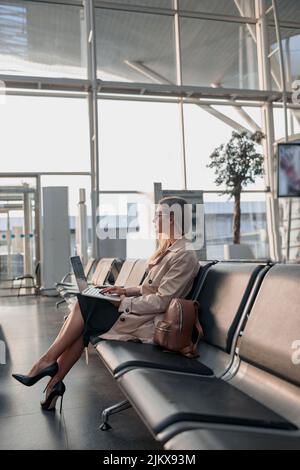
207 130 264 259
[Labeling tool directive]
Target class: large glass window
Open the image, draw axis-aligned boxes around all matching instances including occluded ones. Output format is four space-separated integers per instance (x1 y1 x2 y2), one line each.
292 111 300 135
99 192 156 259
279 197 300 263
266 0 300 25
0 1 86 77
0 96 90 172
269 27 300 91
183 104 265 191
95 7 176 83
180 0 255 17
97 100 183 191
272 106 300 141
204 192 269 260
180 17 258 89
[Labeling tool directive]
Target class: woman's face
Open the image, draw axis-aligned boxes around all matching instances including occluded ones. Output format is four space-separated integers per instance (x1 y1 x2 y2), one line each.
152 204 174 237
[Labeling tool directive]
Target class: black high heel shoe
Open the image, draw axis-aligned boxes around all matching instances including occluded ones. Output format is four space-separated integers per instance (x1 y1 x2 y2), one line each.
12 362 58 387
41 381 66 414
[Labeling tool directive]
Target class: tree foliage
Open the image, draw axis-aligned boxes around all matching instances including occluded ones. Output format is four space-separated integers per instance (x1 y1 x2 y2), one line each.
207 130 264 198
207 130 265 245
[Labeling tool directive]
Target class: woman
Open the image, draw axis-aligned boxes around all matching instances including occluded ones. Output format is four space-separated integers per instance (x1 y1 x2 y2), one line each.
12 196 199 412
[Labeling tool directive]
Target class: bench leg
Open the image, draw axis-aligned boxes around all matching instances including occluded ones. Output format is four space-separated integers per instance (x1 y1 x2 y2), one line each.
99 400 132 431
56 299 66 309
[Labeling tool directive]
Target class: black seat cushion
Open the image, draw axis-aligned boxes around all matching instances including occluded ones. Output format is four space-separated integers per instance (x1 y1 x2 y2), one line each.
118 369 296 434
94 340 214 376
164 428 300 450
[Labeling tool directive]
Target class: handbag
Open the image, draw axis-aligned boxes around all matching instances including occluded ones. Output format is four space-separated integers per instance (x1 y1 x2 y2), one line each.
153 298 204 358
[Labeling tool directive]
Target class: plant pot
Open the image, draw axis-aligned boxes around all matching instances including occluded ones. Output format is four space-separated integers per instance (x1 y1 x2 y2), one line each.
224 243 254 260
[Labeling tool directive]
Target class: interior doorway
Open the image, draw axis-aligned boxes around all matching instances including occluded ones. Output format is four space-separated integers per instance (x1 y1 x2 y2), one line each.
0 176 40 296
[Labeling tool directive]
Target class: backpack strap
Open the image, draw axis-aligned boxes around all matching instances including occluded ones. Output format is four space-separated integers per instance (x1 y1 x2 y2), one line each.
191 310 204 356
180 301 204 358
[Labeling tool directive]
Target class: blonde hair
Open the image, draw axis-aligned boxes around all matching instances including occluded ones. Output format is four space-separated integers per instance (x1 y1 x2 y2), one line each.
148 196 189 267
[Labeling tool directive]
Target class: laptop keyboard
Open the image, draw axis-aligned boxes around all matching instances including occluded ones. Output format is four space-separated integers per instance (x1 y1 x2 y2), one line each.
84 286 102 296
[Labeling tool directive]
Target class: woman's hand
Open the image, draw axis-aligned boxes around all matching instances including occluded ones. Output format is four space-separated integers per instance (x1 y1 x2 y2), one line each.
100 286 126 296
99 286 126 307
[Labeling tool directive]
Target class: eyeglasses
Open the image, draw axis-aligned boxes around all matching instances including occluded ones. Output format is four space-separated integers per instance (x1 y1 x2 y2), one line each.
153 212 170 219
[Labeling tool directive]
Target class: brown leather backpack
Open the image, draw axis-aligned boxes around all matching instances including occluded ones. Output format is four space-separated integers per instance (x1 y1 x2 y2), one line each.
153 298 204 358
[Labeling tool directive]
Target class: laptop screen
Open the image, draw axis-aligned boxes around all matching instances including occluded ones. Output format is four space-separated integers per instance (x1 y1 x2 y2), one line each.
71 256 88 292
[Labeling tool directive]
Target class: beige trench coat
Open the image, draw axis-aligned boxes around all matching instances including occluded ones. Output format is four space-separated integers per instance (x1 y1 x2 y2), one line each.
99 237 200 344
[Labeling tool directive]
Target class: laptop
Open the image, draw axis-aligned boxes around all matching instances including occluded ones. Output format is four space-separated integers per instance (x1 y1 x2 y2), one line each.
70 256 121 301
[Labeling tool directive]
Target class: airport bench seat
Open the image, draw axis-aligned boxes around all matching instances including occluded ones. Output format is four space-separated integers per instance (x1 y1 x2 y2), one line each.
93 340 214 377
164 427 300 450
118 369 295 436
117 264 300 449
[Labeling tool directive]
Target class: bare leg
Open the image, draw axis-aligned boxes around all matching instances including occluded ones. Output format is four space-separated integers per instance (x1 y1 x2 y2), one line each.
44 334 85 394
27 300 84 376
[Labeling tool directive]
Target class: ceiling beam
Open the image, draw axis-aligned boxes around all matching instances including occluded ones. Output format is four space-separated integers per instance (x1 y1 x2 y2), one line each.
234 105 261 132
196 104 250 133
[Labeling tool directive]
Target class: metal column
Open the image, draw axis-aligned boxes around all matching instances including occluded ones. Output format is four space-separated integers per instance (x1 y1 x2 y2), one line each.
255 0 282 261
35 175 42 289
271 0 292 261
85 0 100 259
23 186 33 281
271 0 288 142
174 0 187 191
6 211 12 280
77 188 88 265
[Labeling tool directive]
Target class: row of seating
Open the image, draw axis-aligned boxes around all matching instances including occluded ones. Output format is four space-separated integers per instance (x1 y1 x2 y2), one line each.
91 260 300 450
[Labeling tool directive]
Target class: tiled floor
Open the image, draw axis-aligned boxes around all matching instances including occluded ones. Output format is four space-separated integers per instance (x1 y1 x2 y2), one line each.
0 296 161 450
